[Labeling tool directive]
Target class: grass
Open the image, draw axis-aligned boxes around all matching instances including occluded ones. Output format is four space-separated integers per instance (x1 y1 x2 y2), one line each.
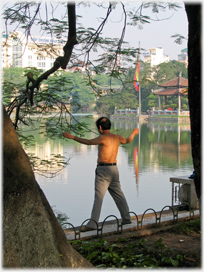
169 219 201 235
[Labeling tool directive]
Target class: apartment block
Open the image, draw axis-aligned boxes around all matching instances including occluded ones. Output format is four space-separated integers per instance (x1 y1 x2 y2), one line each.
2 31 64 71
143 47 169 67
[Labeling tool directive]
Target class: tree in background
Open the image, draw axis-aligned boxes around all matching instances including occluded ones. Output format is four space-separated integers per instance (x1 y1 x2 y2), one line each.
95 60 188 113
3 67 25 84
2 1 201 268
152 60 188 83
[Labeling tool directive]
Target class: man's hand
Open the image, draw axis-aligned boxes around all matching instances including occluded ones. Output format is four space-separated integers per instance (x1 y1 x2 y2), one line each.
119 128 139 144
63 132 74 139
132 128 139 135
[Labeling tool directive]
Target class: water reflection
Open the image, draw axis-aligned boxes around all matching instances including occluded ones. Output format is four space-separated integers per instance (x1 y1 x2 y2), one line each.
19 117 193 226
133 146 139 195
111 119 192 179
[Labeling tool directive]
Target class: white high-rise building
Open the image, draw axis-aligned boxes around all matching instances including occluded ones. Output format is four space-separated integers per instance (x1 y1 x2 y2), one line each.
2 31 64 71
143 47 169 66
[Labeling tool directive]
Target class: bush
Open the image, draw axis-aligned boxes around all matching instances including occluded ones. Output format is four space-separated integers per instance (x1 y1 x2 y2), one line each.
70 238 184 268
182 104 188 110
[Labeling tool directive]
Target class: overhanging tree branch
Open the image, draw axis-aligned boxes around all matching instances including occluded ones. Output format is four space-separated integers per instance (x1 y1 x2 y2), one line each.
28 3 78 106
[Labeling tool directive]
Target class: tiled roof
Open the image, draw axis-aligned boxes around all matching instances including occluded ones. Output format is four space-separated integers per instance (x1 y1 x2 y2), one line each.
153 88 187 96
158 77 188 87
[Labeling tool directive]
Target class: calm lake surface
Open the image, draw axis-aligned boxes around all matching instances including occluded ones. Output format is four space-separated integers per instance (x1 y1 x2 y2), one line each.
22 116 193 227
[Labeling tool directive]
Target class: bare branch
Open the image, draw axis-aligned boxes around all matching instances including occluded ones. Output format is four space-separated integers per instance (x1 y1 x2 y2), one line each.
19 3 77 111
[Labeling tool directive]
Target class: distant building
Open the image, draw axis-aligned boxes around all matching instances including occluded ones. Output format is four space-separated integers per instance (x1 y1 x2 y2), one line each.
178 48 188 67
2 31 64 71
67 61 88 73
143 47 169 66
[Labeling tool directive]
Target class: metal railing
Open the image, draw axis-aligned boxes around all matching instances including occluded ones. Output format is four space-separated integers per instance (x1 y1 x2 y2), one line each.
62 201 200 240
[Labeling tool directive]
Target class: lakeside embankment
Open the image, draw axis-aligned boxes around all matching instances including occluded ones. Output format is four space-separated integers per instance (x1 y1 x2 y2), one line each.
111 114 190 124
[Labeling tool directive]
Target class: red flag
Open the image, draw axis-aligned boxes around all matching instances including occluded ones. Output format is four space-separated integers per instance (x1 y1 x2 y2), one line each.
134 61 139 92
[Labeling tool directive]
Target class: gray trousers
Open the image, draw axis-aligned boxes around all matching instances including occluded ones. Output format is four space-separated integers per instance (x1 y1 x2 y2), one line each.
86 165 131 229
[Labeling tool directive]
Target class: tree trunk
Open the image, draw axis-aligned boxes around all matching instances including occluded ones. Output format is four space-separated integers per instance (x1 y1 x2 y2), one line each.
185 5 201 205
3 107 93 268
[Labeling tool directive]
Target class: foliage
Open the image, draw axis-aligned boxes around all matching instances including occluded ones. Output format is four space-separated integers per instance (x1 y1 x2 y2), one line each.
2 67 25 84
52 206 69 227
148 92 157 108
65 72 96 108
95 60 188 113
69 219 201 268
152 60 188 83
2 68 96 176
28 153 71 178
95 89 138 115
94 74 122 86
169 219 201 235
2 67 120 115
3 68 95 134
3 60 188 117
70 237 184 268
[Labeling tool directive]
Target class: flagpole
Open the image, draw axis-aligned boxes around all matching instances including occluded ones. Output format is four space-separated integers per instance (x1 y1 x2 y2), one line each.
138 41 141 116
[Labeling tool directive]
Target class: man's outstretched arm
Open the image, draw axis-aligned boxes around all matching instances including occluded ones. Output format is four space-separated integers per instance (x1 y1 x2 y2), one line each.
63 132 101 145
118 128 139 144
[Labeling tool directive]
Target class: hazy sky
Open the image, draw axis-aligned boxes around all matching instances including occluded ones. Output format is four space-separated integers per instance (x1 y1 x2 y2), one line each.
76 1 188 61
1 1 188 62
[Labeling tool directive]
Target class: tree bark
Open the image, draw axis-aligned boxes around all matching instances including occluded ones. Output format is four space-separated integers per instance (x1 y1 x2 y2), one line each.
3 107 94 268
185 4 201 204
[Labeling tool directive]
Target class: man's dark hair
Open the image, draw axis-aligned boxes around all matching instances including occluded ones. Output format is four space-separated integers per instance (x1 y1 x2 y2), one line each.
96 117 111 130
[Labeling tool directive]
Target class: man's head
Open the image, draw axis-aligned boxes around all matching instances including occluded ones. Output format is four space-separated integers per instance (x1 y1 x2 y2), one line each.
96 117 111 131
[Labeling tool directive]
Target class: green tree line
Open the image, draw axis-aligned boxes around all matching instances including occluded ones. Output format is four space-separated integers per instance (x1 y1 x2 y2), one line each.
2 60 188 114
96 60 188 114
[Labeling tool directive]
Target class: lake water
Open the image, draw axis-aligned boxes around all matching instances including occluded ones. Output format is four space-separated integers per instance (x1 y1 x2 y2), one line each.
22 116 193 227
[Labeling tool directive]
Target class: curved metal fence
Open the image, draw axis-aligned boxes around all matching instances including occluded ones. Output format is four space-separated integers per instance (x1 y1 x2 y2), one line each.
62 201 200 240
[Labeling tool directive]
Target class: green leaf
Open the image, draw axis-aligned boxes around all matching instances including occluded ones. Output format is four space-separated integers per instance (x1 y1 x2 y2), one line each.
86 251 99 260
170 257 179 267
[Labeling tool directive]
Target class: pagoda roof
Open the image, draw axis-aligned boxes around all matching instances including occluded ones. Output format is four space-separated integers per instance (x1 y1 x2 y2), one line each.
153 88 187 96
158 77 188 88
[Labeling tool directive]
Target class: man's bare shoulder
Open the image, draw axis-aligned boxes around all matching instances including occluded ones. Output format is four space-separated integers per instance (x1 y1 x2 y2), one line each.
115 133 124 139
100 133 120 143
115 133 127 144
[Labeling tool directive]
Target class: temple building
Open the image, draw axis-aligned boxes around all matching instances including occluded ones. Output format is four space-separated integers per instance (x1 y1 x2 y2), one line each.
153 72 188 112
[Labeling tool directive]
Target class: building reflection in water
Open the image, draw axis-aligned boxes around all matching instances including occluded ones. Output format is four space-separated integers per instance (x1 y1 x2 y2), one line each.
25 139 67 179
111 119 192 196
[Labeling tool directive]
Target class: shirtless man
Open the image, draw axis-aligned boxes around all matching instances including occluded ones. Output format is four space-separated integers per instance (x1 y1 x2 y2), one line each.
63 117 139 232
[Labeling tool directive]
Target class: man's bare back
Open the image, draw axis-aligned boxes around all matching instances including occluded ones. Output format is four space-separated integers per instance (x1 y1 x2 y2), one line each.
97 133 120 163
